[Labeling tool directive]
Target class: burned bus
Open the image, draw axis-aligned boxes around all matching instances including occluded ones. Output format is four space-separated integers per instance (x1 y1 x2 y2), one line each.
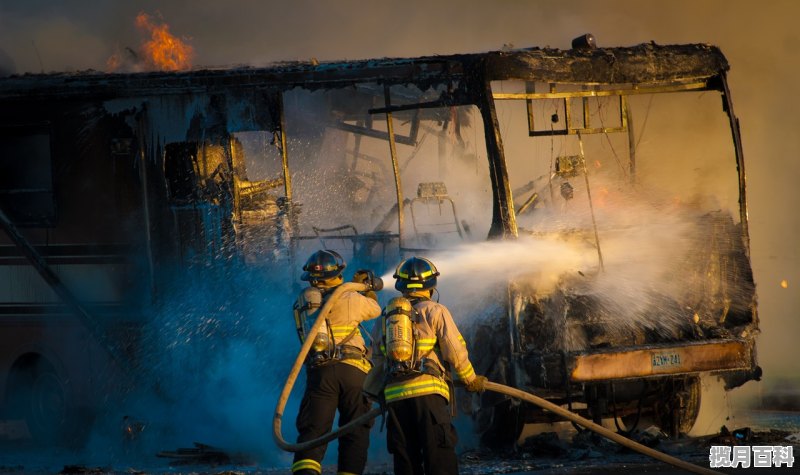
0 37 758 446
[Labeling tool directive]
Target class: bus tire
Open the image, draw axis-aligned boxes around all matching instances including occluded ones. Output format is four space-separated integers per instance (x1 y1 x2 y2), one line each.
9 356 92 448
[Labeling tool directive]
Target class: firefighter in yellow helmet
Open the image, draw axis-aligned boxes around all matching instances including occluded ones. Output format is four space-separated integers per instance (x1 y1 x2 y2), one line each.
366 256 487 475
291 250 382 475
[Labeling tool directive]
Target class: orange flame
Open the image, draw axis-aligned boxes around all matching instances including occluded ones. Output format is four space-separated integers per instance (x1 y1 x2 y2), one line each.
135 12 194 71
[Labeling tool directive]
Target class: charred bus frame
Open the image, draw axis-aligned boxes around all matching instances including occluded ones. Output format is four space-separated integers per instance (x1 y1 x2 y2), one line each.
0 40 758 445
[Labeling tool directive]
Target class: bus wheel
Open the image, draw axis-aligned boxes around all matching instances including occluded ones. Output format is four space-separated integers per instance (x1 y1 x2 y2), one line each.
621 376 701 437
10 357 90 447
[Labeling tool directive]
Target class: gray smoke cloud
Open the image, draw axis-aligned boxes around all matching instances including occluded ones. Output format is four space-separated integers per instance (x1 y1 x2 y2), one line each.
0 0 797 446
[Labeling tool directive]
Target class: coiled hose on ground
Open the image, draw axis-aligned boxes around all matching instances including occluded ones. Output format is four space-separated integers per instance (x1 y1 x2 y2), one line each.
273 283 719 475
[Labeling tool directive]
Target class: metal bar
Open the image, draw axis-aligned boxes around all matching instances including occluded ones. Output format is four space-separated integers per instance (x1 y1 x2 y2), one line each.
569 340 751 382
525 81 535 137
558 82 570 132
474 70 518 239
529 126 626 137
330 121 417 146
516 192 539 215
293 234 399 241
624 95 636 184
136 114 156 299
578 132 604 271
583 96 590 130
228 137 242 225
278 92 292 200
719 72 751 261
493 81 711 100
408 110 421 143
369 98 467 114
384 85 404 249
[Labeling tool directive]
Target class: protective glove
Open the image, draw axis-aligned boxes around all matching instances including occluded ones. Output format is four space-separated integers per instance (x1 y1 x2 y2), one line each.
353 269 383 295
352 269 371 285
363 290 378 302
464 375 488 393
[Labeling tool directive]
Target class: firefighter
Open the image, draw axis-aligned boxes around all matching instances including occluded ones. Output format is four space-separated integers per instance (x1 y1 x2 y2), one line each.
365 256 487 475
291 250 382 475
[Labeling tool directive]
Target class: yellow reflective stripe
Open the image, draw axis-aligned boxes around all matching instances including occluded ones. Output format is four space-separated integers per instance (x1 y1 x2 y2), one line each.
292 459 321 474
420 269 434 278
456 362 475 381
406 283 423 288
341 358 372 374
332 331 357 338
397 271 409 278
417 338 436 350
384 377 450 402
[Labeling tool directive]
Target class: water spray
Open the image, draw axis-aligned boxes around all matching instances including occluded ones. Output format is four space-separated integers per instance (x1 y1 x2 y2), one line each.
273 283 722 474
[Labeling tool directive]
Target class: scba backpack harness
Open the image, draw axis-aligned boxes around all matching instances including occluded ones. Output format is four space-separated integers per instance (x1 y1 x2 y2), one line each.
382 296 445 379
293 286 365 367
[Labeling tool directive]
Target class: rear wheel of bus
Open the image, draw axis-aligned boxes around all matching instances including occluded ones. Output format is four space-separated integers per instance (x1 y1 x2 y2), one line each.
7 354 92 447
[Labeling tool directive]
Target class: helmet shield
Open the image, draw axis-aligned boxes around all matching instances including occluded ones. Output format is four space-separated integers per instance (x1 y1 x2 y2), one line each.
301 250 346 281
393 256 440 291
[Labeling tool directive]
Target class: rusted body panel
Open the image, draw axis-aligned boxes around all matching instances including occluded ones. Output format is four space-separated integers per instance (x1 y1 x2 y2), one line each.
569 339 753 382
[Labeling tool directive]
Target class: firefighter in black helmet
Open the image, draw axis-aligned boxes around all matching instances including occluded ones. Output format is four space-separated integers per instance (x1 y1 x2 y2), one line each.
365 256 487 475
291 250 382 475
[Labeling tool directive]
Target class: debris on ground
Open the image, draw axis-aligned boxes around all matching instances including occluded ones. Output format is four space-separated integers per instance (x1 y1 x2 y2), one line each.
519 431 571 457
156 442 256 467
626 426 667 448
59 465 110 474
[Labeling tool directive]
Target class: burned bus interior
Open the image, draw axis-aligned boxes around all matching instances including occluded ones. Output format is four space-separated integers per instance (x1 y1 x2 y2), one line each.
0 40 759 447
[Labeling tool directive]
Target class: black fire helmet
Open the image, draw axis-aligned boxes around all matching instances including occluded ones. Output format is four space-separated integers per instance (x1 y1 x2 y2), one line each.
393 256 439 291
301 250 346 282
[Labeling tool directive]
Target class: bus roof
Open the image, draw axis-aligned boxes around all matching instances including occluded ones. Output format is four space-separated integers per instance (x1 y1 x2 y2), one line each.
0 42 729 101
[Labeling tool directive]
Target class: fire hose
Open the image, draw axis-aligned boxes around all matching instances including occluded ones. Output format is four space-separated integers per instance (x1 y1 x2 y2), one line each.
273 282 720 475
273 283 382 453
